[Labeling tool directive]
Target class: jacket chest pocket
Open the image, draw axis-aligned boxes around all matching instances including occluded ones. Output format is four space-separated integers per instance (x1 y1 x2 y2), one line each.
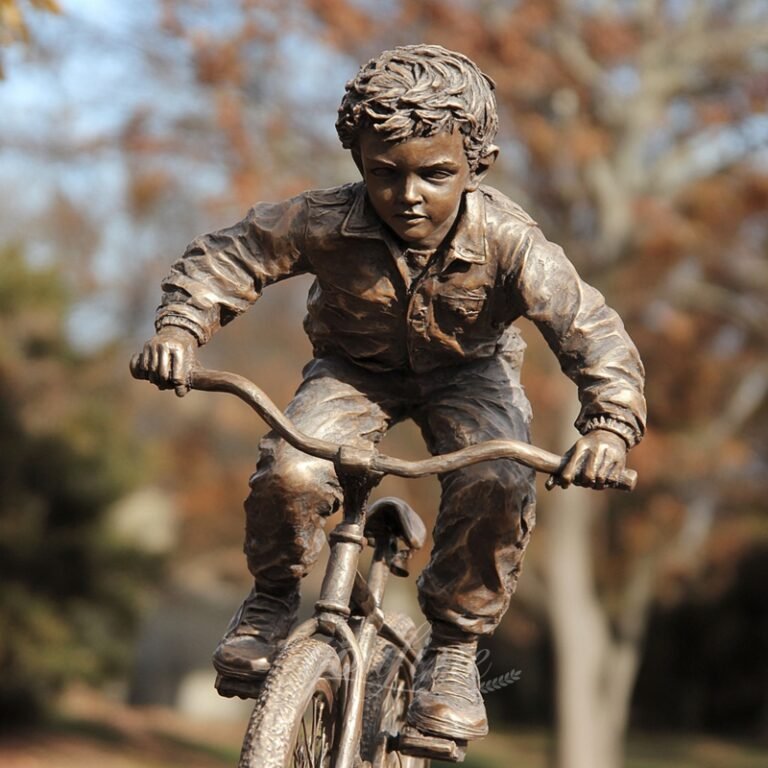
434 287 487 329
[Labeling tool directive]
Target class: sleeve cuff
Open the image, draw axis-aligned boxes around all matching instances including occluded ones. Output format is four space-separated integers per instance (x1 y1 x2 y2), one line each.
155 314 207 345
581 415 640 449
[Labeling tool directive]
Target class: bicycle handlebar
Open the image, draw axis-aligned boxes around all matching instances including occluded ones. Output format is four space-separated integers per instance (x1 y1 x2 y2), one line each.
180 366 636 491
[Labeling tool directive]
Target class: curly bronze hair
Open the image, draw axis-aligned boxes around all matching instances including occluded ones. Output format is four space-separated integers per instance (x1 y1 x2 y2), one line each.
336 44 498 171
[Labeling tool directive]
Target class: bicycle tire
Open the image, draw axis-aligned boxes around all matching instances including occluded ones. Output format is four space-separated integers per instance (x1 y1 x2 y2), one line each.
238 637 342 768
361 613 430 768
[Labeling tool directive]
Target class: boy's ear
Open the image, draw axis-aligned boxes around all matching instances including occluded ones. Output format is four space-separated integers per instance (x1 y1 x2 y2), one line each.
466 145 499 191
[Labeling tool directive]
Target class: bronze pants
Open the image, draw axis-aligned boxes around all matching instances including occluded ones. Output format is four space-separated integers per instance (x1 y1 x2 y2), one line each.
243 354 536 637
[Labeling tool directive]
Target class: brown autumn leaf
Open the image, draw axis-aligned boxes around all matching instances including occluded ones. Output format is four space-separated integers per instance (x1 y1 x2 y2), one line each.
583 16 640 63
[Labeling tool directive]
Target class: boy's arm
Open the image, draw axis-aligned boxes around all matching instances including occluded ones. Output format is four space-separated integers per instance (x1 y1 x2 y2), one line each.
134 194 311 391
509 226 646 488
156 194 311 344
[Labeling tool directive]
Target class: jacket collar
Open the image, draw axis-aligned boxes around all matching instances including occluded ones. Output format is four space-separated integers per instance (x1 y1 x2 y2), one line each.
340 183 383 238
340 182 487 265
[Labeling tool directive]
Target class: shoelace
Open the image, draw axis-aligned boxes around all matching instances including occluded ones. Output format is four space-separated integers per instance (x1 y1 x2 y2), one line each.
430 645 480 703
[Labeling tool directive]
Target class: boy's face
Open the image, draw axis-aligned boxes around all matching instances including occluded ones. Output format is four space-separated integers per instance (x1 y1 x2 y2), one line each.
356 128 481 250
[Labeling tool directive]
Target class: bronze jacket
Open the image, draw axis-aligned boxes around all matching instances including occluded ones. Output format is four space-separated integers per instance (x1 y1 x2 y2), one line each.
156 182 646 444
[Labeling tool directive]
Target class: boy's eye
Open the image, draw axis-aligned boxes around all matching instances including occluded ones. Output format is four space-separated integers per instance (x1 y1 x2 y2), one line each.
370 167 396 178
423 169 454 181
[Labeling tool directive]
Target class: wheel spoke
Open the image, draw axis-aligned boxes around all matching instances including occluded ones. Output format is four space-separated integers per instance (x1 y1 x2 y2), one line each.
293 710 310 766
314 698 326 765
291 692 331 768
318 730 329 767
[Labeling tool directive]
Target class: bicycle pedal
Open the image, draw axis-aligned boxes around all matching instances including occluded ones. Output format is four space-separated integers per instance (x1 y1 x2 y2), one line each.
214 672 264 700
390 727 467 762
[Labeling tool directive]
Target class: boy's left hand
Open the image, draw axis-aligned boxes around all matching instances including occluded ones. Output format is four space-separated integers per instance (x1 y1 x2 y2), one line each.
558 429 628 489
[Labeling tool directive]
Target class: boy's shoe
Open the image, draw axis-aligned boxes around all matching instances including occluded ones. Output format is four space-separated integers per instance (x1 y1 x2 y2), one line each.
212 586 299 679
406 637 488 741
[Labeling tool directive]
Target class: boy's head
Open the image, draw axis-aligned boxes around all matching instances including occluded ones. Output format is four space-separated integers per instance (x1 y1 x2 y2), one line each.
336 44 499 172
337 45 499 248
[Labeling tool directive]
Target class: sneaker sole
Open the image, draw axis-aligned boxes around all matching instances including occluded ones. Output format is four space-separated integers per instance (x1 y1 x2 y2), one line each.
406 708 488 742
394 727 468 762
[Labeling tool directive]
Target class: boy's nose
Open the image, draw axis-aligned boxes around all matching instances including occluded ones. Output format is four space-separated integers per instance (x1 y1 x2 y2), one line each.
399 176 422 205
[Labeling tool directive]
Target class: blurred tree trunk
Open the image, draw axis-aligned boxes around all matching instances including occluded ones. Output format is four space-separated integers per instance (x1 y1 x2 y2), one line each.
547 404 653 768
536 4 768 764
548 473 609 768
547 364 768 768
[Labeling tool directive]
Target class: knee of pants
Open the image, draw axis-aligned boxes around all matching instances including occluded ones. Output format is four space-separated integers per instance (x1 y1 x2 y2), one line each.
247 452 341 519
243 455 339 584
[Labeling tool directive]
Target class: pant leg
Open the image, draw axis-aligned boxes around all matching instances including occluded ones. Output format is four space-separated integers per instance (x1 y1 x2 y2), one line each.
414 355 537 637
243 357 397 590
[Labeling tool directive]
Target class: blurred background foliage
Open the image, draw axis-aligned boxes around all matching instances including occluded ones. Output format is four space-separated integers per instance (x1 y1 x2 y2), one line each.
0 1 766 766
0 246 161 722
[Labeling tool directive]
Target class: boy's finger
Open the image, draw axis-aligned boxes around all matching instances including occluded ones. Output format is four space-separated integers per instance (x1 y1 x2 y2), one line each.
141 348 153 375
170 348 191 386
157 348 172 382
560 449 586 487
591 451 614 488
604 459 624 488
149 343 160 374
608 456 627 487
582 448 603 485
129 353 147 379
169 347 181 383
169 348 192 397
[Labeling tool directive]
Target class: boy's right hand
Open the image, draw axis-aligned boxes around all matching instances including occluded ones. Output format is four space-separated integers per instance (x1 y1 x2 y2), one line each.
130 327 197 396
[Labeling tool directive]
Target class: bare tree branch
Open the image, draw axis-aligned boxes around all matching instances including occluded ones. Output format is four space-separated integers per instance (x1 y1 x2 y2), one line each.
707 362 768 444
666 275 768 342
552 1 603 88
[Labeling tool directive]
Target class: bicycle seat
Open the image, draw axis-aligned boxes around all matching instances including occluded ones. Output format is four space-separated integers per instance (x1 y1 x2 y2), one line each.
365 496 427 551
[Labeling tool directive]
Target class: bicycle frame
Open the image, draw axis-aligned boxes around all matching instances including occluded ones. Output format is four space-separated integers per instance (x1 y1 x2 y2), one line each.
180 364 637 767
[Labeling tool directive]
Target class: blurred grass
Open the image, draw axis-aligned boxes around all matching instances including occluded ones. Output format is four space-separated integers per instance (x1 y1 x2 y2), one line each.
624 731 768 768
433 728 768 768
1 690 765 768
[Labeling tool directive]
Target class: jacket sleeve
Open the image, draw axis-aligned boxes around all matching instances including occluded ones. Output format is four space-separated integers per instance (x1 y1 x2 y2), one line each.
155 194 311 344
508 226 647 447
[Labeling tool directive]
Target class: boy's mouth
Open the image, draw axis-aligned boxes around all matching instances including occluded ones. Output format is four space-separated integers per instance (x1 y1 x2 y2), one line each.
396 211 428 221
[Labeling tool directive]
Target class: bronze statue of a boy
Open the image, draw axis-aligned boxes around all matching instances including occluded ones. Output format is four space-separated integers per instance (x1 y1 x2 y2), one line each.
133 45 645 741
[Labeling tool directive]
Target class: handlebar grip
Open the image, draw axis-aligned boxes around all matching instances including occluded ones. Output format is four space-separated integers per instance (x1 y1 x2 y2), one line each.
620 468 637 491
546 466 637 492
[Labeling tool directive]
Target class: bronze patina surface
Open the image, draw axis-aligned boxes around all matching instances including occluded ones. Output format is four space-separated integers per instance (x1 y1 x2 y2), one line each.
133 44 646 742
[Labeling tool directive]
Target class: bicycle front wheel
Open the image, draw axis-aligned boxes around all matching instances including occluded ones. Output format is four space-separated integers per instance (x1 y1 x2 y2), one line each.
361 613 430 768
238 637 342 768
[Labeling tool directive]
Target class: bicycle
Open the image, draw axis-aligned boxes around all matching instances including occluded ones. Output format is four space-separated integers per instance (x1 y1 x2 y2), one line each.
131 362 636 767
